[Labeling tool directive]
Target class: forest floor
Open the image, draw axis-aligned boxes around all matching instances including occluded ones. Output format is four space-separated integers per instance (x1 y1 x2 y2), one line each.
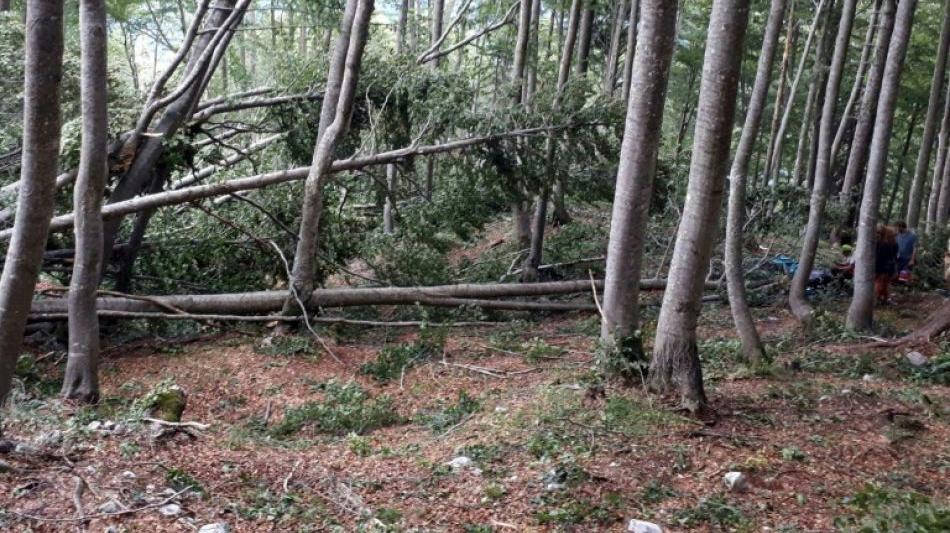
1 286 948 532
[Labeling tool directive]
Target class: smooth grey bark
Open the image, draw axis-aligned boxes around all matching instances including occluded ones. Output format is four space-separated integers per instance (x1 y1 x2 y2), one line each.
906 0 950 230
575 5 593 76
396 0 409 51
62 0 108 403
766 0 828 186
30 278 701 316
620 0 639 103
0 0 10 11
651 0 750 412
603 0 626 96
287 0 371 305
0 0 64 404
509 0 533 251
830 0 880 167
836 0 895 216
789 0 857 324
792 7 834 187
926 80 950 232
522 0 581 282
725 0 787 363
763 3 796 185
599 0 679 348
526 0 542 100
383 163 396 234
846 0 916 331
423 0 444 201
937 131 950 225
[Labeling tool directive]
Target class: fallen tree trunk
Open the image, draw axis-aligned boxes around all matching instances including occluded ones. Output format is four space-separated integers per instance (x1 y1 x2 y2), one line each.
29 278 712 316
4 125 573 242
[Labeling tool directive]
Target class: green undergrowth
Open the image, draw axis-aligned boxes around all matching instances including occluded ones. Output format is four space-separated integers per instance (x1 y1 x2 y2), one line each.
416 389 481 433
834 484 950 532
360 328 445 381
269 380 402 438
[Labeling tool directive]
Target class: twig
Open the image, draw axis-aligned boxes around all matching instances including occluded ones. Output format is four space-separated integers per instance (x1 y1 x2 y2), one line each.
589 270 606 322
8 486 192 523
283 460 301 493
141 418 210 430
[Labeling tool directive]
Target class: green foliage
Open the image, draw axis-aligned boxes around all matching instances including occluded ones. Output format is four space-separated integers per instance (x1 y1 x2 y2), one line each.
598 332 648 384
417 390 480 433
165 467 206 497
254 335 315 357
269 380 401 438
360 329 445 381
834 484 950 532
674 496 747 530
906 347 950 386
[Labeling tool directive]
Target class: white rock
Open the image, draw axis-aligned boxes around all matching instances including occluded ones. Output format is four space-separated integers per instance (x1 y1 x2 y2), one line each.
862 374 875 382
146 484 156 493
198 524 231 533
445 456 473 471
120 470 137 480
841 389 852 395
723 471 748 492
545 482 565 491
102 420 117 431
86 421 102 431
905 351 928 367
159 503 182 516
627 519 664 533
494 406 508 413
98 500 124 514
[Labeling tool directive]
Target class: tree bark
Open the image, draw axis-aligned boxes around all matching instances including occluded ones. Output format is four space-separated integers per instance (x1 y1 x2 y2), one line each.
509 0 534 252
62 0 108 403
0 0 10 11
651 0 750 413
763 1 797 185
30 278 709 316
0 0 64 404
906 0 950 230
835 0 895 223
383 163 397 234
830 0 880 167
599 0 679 349
788 0 858 324
575 5 593 76
620 0 639 104
286 0 371 308
396 0 409 52
725 0 787 363
927 79 950 232
884 107 921 223
936 135 950 225
846 0 916 331
603 0 626 97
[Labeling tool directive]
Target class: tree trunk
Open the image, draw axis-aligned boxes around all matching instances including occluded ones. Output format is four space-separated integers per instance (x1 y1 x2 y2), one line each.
835 0 895 224
927 80 950 232
286 0 371 307
0 0 64 404
397 0 409 52
831 0 880 167
792 7 835 187
788 0 858 324
384 163 397 234
937 137 950 225
509 0 534 252
599 0 679 350
763 2 797 185
725 0 787 363
575 5 593 76
63 0 108 402
651 0 750 412
522 0 582 282
0 0 10 11
884 108 920 223
603 0 626 96
430 0 444 66
906 0 950 230
846 0 916 332
620 0 639 104
766 0 828 187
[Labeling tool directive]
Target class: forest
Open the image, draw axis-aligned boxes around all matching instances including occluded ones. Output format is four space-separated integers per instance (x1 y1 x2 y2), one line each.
0 0 948 530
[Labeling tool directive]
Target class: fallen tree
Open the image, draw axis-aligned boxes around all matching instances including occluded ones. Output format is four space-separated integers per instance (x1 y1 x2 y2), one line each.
29 278 713 316
4 125 573 241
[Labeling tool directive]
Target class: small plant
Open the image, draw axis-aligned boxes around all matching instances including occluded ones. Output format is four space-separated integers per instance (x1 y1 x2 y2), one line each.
483 482 507 501
254 335 315 357
360 329 445 382
347 433 372 457
834 484 950 531
597 332 649 384
781 446 807 462
522 337 564 363
417 389 480 432
373 506 402 526
641 479 678 504
675 495 747 529
165 467 206 497
269 380 402 437
119 441 140 459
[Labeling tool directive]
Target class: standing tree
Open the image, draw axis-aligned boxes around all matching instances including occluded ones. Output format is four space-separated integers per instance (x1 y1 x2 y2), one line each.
599 0 679 356
286 0 373 310
62 0 108 402
788 0 858 324
847 0 916 331
724 0 787 363
649 0 751 413
620 0 639 103
0 0 64 403
905 0 950 230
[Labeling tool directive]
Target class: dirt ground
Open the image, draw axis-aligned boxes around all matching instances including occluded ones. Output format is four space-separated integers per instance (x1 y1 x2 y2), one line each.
0 290 948 532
